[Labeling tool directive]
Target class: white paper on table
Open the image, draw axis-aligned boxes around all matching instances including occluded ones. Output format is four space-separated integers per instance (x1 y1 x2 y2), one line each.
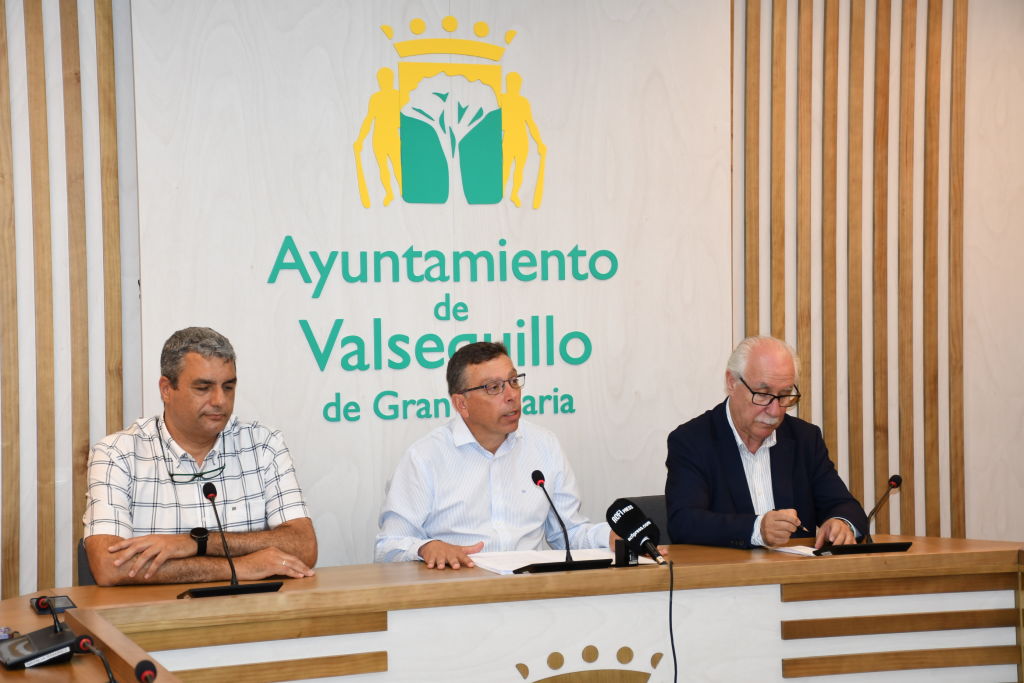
768 545 817 557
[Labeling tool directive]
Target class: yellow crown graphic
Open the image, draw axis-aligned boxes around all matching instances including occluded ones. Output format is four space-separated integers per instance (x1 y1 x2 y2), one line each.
380 16 516 61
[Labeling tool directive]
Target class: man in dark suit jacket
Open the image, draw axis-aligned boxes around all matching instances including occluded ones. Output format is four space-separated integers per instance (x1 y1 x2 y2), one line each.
666 336 867 549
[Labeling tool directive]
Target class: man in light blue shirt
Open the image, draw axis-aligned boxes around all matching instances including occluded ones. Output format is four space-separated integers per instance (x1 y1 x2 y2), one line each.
375 342 612 569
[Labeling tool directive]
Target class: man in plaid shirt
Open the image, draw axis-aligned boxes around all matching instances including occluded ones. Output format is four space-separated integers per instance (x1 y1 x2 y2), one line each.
83 327 318 585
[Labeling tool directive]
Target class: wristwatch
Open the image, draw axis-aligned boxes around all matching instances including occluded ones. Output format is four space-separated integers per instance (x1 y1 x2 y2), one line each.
190 527 209 556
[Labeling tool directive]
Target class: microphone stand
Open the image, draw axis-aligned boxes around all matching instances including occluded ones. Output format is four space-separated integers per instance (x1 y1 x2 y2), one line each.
514 472 613 574
177 483 284 599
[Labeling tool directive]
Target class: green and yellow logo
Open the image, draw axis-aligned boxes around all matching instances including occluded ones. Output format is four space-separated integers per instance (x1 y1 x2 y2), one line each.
354 16 546 208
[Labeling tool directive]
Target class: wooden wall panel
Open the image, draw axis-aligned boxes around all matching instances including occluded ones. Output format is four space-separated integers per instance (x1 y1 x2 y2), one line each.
745 0 762 336
796 0 812 422
821 0 839 457
846 0 866 503
872 0 893 534
770 0 787 339
896 0 918 534
921 0 942 536
0 0 21 600
59 0 90 582
947 0 967 540
0 0 122 595
95 0 123 434
735 0 967 538
23 0 56 592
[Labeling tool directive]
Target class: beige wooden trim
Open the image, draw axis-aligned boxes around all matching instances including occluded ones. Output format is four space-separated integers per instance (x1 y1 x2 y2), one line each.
947 0 968 539
744 0 761 336
123 611 387 651
896 0 918 534
0 0 22 600
24 0 56 591
175 653 388 682
796 0 812 422
781 573 1018 602
846 0 866 503
65 609 181 682
781 608 1017 639
95 0 123 433
821 0 839 457
922 0 943 537
60 0 91 586
782 645 1020 678
770 0 787 339
871 0 893 535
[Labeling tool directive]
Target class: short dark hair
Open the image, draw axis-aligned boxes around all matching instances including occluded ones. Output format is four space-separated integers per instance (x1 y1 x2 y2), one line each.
160 327 236 387
447 341 509 395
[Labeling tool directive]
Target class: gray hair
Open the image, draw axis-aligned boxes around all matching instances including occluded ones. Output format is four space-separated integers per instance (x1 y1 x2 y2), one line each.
160 327 236 386
725 336 800 385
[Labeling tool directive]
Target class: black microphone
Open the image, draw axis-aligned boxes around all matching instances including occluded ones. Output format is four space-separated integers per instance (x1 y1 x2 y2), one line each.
135 659 158 682
606 498 667 565
202 483 239 586
176 483 284 598
73 634 117 683
510 471 613 574
862 474 902 544
32 596 63 633
532 470 573 563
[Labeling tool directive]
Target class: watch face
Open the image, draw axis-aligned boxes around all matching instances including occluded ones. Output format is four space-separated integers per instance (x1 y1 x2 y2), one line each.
190 527 208 540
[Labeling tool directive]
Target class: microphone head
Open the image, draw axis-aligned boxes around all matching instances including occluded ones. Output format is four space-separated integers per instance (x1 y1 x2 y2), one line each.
73 634 94 654
889 474 902 489
606 498 661 553
202 482 217 500
531 470 545 486
135 659 158 682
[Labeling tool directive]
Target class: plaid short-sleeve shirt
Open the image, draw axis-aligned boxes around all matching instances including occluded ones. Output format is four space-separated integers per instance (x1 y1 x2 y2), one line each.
84 415 309 538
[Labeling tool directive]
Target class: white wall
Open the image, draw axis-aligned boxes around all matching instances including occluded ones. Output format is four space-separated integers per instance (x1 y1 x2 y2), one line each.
963 0 1024 542
129 0 733 565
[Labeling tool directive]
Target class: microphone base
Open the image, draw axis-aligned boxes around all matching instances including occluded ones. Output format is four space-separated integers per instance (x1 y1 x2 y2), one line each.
177 580 283 599
512 559 612 574
812 541 912 556
0 625 77 669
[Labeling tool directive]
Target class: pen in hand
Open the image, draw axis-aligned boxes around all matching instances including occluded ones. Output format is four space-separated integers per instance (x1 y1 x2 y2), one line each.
773 508 810 534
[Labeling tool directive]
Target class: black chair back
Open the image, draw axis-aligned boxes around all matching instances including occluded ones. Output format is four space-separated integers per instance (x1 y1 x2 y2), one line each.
77 538 96 586
628 495 670 543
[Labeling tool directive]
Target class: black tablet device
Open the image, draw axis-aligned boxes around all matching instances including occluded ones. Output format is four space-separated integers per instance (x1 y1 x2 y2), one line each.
813 541 912 556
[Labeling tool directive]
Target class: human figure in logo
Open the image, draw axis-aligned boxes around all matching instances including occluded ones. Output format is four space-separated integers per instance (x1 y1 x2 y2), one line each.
354 67 404 207
499 72 546 208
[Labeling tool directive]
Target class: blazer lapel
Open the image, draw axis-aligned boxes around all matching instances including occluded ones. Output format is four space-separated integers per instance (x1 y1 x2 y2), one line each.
713 401 755 514
769 419 795 509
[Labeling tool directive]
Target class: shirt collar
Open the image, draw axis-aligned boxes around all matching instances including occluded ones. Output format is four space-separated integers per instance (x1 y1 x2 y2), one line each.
724 397 777 456
449 414 520 455
156 414 236 465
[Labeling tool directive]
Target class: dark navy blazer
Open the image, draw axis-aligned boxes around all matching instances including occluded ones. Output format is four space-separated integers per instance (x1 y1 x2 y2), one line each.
665 400 868 548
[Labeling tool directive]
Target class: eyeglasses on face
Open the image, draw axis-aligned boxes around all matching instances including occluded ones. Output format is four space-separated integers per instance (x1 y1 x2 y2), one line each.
737 375 801 408
460 373 526 396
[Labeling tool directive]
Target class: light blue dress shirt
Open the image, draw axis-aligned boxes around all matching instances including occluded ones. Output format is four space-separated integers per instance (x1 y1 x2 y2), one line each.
375 415 610 562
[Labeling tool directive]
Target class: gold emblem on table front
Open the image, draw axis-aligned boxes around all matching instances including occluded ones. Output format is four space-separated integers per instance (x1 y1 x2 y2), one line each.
515 645 663 682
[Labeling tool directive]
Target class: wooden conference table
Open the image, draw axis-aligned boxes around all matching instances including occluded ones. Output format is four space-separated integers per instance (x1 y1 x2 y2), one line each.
0 535 1021 682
